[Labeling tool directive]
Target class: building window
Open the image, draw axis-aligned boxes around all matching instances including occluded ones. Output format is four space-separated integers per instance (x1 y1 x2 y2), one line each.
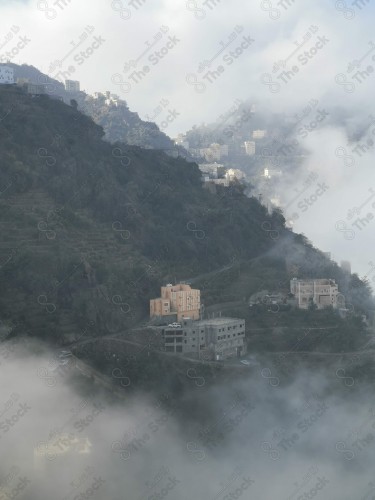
176 346 183 353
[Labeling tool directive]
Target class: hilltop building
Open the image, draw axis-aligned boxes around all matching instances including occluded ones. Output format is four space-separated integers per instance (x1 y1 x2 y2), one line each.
290 278 343 309
252 129 267 139
150 283 200 322
244 141 256 155
65 79 80 92
198 162 225 180
0 65 14 84
161 317 246 360
199 143 229 162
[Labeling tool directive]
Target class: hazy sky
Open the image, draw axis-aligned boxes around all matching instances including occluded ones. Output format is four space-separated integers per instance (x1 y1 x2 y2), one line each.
1 0 375 279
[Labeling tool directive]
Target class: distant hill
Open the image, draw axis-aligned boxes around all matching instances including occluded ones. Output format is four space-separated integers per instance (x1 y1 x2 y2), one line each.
6 63 176 150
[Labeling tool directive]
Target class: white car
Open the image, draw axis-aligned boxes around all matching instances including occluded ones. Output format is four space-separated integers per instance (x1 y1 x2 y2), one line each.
171 323 181 328
240 360 251 365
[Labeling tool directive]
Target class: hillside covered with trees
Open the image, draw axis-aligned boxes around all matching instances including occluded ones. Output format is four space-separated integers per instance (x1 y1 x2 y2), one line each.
0 84 372 350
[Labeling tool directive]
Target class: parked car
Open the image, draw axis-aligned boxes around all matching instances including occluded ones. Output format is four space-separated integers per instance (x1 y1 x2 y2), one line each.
240 360 250 365
171 322 181 327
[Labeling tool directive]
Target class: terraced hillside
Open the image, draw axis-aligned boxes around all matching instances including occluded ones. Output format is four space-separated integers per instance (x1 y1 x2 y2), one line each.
0 85 291 343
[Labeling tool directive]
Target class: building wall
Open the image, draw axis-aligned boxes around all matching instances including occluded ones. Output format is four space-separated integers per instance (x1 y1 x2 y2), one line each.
252 129 267 139
0 66 14 84
150 284 200 321
290 278 339 309
65 80 80 92
244 141 255 155
162 317 246 360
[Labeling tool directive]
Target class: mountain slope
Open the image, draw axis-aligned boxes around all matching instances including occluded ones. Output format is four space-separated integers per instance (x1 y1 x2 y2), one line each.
6 63 175 150
0 85 288 342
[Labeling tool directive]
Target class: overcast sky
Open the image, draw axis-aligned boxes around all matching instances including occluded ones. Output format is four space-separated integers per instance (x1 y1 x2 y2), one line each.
1 0 375 282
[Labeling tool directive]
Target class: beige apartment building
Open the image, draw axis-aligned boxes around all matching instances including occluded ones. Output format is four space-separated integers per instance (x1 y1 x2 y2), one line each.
290 278 342 309
150 283 200 322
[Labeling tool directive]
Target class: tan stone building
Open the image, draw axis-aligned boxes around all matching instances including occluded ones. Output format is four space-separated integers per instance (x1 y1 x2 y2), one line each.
150 283 200 322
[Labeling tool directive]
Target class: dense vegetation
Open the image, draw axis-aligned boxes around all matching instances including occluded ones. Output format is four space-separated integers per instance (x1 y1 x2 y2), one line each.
0 86 284 342
0 85 372 356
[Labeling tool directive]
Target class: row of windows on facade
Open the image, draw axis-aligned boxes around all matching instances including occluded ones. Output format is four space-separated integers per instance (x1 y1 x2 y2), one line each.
217 324 243 331
165 330 243 336
166 338 205 346
301 296 335 302
218 332 244 340
165 332 243 341
165 338 242 347
165 344 240 353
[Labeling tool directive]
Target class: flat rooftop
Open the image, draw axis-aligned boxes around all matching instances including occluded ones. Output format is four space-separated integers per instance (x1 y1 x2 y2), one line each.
192 317 244 326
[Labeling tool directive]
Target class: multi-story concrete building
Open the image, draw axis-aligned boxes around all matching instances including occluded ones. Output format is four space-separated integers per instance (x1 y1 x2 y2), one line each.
252 129 267 139
200 143 229 162
162 317 246 360
290 278 342 309
150 283 200 322
244 141 256 155
264 167 282 179
0 65 14 84
65 79 80 92
198 162 225 179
